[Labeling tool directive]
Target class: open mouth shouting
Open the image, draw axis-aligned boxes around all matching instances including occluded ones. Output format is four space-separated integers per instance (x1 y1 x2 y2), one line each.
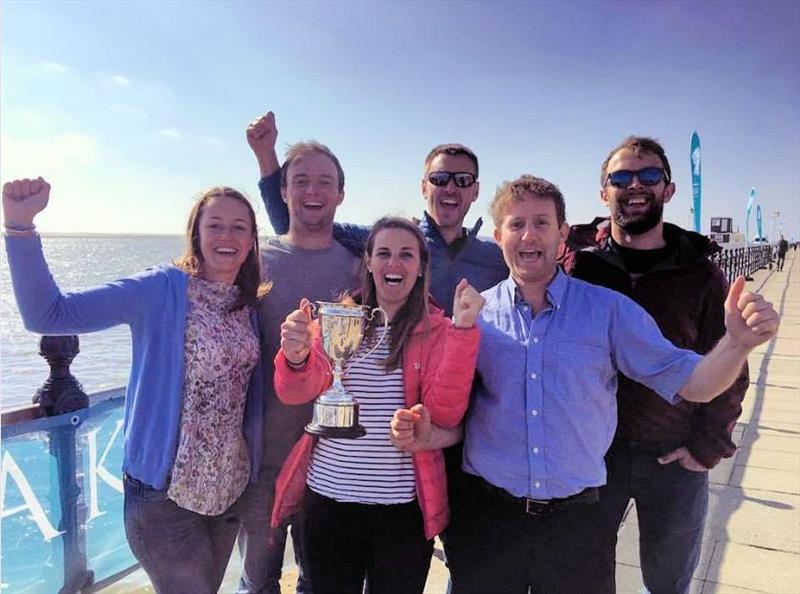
438 196 460 210
384 273 404 286
518 247 544 263
302 200 325 211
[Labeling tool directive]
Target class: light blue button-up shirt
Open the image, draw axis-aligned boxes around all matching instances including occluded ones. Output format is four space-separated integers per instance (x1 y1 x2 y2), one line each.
463 269 702 499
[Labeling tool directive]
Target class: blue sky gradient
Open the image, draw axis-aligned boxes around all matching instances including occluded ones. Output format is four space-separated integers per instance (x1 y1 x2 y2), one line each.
2 1 798 240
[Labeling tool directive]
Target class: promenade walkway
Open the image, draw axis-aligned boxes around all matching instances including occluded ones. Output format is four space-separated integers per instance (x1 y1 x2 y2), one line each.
110 251 799 594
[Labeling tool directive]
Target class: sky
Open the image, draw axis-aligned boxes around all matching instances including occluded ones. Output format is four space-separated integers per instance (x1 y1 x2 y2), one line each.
2 0 799 241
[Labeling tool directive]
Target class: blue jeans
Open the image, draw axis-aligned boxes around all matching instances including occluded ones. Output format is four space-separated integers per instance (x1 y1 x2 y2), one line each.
123 474 240 594
597 439 709 594
236 472 311 594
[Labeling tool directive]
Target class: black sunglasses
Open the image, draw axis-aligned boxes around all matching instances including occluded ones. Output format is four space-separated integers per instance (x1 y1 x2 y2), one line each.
606 167 667 188
426 171 477 189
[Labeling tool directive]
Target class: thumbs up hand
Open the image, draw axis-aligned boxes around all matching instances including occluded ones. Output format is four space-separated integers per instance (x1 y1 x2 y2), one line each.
723 276 779 349
281 298 314 365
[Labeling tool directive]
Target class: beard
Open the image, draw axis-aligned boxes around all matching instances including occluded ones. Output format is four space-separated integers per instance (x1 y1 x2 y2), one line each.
611 192 665 235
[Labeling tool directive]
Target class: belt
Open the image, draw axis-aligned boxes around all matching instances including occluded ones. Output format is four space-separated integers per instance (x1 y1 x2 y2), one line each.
478 477 599 515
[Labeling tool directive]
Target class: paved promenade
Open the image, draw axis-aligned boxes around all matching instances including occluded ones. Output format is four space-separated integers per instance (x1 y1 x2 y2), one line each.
111 251 800 594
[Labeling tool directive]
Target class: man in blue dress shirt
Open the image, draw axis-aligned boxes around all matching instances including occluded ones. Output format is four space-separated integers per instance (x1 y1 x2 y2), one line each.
406 174 779 594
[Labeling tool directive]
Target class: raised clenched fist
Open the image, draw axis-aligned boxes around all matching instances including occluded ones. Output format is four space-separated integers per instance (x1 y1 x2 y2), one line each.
2 177 51 228
452 278 485 328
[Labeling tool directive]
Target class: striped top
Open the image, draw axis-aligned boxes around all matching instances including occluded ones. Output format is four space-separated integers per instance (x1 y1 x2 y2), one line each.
307 328 416 504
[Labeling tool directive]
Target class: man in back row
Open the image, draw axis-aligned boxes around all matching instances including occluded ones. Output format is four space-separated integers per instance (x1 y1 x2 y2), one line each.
236 129 361 593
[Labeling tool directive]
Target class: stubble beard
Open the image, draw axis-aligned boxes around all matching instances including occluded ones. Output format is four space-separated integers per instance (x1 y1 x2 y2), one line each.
612 193 665 236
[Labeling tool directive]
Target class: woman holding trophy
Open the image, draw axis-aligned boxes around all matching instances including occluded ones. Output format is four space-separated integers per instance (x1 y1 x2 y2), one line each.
3 177 268 594
272 216 484 594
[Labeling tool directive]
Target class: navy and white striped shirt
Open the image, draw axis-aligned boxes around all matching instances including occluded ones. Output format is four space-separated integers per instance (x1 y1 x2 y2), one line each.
308 329 416 504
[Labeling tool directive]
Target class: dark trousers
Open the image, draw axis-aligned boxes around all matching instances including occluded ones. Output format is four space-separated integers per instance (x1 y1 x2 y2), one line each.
236 472 312 594
446 474 614 594
301 488 434 594
596 439 708 594
123 475 240 594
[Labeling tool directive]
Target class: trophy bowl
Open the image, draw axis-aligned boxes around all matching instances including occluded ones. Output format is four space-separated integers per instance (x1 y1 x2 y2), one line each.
305 301 386 439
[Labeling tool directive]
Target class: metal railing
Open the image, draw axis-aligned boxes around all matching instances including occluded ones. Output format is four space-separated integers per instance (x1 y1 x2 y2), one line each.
710 244 774 283
1 336 138 594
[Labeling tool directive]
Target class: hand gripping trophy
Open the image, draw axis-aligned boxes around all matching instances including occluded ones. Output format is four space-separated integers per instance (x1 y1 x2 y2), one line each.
305 301 388 438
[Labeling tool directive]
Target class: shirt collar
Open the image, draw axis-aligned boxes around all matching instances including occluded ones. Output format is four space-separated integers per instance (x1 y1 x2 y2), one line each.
503 266 568 311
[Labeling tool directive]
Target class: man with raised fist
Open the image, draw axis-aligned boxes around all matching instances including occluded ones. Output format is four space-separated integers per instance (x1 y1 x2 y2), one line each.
237 128 360 594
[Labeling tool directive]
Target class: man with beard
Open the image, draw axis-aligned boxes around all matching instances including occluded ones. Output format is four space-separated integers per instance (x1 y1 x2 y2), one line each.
566 136 748 594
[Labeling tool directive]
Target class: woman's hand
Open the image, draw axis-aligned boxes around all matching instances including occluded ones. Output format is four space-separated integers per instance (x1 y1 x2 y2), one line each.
390 404 433 452
452 278 485 328
390 404 464 452
280 298 314 366
2 177 50 228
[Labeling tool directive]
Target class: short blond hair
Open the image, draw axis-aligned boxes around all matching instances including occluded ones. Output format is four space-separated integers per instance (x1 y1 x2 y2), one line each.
280 140 345 191
489 175 566 228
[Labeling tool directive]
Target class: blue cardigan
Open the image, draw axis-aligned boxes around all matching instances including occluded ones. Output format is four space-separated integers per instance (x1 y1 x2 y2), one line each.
5 234 263 490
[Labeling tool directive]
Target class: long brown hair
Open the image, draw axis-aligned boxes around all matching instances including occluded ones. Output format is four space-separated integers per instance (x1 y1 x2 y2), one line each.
361 216 431 370
175 186 269 310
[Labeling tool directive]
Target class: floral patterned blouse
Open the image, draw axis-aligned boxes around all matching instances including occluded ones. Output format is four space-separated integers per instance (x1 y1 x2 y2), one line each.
167 275 259 515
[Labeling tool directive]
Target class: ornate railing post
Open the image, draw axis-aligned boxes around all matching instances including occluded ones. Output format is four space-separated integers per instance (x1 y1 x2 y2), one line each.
36 335 93 594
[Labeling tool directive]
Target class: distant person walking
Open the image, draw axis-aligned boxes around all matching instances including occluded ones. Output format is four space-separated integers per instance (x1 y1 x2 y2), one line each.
4 177 268 594
777 235 789 271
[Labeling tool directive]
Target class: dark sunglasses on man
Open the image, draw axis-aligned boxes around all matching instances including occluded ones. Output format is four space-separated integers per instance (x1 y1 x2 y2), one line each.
606 167 668 189
427 171 477 189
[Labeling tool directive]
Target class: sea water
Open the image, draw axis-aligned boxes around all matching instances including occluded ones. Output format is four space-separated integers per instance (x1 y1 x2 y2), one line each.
0 235 185 410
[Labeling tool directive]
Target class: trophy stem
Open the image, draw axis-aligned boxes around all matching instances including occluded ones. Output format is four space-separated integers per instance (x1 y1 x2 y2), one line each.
332 361 346 393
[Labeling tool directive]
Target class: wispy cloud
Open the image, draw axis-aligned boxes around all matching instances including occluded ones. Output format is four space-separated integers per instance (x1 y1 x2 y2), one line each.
1 132 99 177
37 60 70 75
159 127 183 139
157 129 224 148
199 135 225 147
92 72 133 88
111 74 131 87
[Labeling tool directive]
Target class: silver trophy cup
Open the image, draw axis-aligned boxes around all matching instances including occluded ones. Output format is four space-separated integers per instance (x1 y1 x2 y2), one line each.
305 301 387 439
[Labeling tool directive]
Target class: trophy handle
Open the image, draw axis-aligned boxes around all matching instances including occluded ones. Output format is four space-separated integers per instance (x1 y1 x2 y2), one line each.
305 301 333 375
307 301 319 319
348 306 389 365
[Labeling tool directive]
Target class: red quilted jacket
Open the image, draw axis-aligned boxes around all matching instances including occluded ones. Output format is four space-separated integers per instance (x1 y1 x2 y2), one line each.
271 303 479 539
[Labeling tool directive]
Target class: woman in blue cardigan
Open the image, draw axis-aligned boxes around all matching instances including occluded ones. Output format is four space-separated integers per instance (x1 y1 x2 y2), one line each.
3 177 268 594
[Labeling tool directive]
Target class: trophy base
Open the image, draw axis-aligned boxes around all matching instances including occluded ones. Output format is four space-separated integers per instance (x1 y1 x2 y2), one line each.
305 422 367 439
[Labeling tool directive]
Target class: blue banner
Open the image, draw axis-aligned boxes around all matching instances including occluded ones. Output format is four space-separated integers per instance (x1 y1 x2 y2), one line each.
745 187 756 245
1 396 135 593
756 205 764 241
690 132 701 233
